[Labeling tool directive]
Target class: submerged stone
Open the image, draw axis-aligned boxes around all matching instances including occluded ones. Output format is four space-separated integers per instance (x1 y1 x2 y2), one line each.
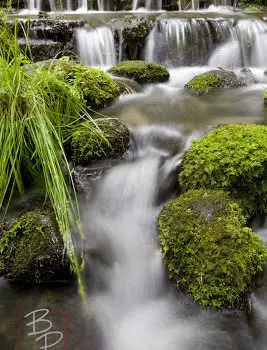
184 69 246 95
109 60 170 84
0 209 71 284
158 189 267 309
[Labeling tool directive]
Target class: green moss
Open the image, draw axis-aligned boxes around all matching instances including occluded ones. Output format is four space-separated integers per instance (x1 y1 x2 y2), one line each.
180 124 267 216
264 87 267 101
0 209 69 284
71 118 130 165
158 189 267 309
108 60 170 84
185 73 222 95
40 57 120 110
185 70 242 96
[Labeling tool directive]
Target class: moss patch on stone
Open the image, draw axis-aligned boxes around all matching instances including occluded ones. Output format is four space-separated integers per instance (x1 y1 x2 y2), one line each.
40 57 120 109
71 118 130 165
180 124 267 216
185 69 244 96
109 60 170 84
158 189 267 309
0 209 70 284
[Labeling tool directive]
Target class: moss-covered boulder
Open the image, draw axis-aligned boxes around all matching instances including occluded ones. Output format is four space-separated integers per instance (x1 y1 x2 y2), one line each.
109 60 170 84
184 69 245 95
158 189 267 309
0 209 70 284
71 118 130 165
179 124 267 215
39 57 120 109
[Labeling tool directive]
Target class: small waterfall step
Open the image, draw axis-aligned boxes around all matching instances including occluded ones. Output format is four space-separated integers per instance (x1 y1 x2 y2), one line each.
76 25 116 67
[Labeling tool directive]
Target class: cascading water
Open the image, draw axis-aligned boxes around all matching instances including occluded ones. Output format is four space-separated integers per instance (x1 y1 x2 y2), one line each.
145 18 233 66
145 18 267 68
208 19 267 68
132 0 162 11
76 26 116 67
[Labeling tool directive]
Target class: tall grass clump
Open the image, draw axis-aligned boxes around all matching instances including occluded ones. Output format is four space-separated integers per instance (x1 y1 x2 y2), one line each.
0 12 102 297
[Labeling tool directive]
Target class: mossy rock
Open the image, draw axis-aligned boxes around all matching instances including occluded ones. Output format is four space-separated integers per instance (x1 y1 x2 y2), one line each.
71 118 130 165
184 69 244 96
109 17 153 60
179 124 267 216
39 57 120 110
109 60 170 84
0 209 70 284
158 189 267 309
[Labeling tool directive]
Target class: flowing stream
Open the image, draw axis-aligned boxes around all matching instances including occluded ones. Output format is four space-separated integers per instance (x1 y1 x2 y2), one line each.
2 8 267 350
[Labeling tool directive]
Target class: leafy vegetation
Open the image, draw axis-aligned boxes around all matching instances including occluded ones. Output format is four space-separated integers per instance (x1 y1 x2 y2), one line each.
40 57 120 110
71 118 130 165
158 189 267 309
109 60 170 84
179 124 267 215
0 14 115 296
0 209 70 284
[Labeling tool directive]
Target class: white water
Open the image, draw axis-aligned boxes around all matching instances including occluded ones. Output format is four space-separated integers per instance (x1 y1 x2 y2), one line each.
145 18 267 68
145 18 233 66
209 19 267 68
76 26 116 67
132 0 162 11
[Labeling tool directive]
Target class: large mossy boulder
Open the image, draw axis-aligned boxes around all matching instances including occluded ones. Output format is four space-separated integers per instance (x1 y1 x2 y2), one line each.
109 60 170 84
71 118 130 165
39 57 120 109
180 124 267 216
184 69 245 95
158 189 267 309
0 209 70 284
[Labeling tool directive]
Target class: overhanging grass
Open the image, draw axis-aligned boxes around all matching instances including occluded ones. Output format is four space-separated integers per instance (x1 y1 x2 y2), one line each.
0 12 108 297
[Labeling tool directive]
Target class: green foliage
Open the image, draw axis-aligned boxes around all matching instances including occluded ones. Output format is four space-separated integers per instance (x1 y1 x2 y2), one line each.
40 57 120 110
0 18 110 297
108 60 170 84
71 118 130 165
158 189 267 309
180 124 267 215
0 209 68 283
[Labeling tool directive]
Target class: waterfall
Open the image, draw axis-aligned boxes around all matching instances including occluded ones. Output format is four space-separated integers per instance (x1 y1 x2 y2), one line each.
145 18 232 66
76 26 116 67
132 0 162 11
209 19 267 68
78 0 88 11
29 0 41 12
145 18 267 68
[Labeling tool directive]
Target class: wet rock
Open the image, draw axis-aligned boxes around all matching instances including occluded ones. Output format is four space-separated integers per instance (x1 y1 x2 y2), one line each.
158 189 267 309
112 76 141 95
185 69 247 96
14 19 83 61
0 209 71 285
238 67 256 85
109 60 170 84
109 16 154 60
71 118 130 165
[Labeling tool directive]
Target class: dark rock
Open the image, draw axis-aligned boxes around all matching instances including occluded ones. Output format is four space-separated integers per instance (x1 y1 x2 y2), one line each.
109 16 154 61
0 209 71 285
